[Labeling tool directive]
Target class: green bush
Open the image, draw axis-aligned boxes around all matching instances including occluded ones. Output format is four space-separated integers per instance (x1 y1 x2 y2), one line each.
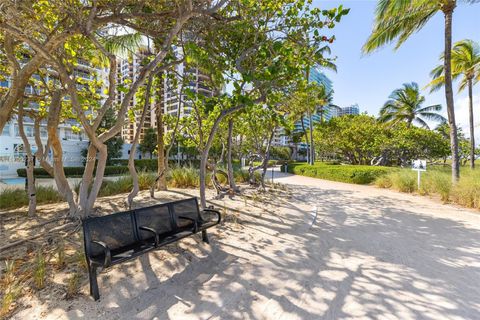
286 162 392 184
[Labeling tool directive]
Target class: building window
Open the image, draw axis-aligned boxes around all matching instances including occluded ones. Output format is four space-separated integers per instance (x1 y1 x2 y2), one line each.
14 124 34 137
1 123 11 136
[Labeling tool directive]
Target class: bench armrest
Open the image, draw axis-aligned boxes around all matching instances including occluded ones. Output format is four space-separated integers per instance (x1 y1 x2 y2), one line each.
139 226 159 247
178 216 198 233
90 240 111 267
201 208 221 224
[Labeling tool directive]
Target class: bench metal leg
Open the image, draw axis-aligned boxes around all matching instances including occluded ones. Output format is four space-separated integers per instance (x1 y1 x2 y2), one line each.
89 266 100 301
202 230 209 244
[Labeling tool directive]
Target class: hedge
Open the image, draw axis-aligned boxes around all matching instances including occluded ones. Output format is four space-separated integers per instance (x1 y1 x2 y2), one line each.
17 166 130 178
109 158 201 171
283 162 394 184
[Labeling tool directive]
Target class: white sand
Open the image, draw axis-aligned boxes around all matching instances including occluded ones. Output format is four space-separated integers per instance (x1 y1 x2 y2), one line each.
12 172 480 320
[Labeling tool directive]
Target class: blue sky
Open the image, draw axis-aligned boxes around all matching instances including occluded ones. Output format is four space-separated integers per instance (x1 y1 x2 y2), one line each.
315 0 480 138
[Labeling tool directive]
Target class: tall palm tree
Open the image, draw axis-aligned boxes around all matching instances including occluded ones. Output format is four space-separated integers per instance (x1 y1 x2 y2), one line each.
428 39 480 168
379 82 446 129
363 0 480 182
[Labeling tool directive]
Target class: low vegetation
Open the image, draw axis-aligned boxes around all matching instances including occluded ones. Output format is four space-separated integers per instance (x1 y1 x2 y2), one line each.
375 166 480 209
285 162 394 184
1 167 253 210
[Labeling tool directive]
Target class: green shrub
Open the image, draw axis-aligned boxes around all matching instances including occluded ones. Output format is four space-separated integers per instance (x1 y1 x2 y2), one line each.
286 162 392 184
168 166 199 188
390 171 417 193
375 175 392 188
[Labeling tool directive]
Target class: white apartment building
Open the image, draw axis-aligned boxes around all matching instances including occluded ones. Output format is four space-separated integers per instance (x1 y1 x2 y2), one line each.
0 60 108 177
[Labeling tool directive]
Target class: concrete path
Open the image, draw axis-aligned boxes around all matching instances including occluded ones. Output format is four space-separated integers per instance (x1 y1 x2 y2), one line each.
15 172 480 320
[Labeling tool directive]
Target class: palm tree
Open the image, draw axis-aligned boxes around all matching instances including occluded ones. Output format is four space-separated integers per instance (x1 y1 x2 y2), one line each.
379 82 446 129
363 0 480 182
428 39 480 168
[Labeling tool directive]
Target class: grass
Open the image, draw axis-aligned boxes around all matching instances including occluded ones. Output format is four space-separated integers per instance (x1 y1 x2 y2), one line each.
33 250 47 290
0 186 63 210
1 166 288 211
375 165 480 209
285 162 395 184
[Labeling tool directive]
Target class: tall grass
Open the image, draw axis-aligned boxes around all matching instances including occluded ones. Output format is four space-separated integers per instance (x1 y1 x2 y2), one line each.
0 186 63 210
375 166 480 209
1 167 258 211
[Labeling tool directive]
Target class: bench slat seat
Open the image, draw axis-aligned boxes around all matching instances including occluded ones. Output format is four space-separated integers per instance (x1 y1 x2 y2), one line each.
83 197 221 301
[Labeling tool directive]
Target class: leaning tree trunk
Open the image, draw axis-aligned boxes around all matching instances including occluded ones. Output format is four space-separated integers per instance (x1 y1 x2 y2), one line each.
468 78 475 169
127 76 153 209
17 103 36 217
47 92 79 216
443 6 460 182
226 118 238 191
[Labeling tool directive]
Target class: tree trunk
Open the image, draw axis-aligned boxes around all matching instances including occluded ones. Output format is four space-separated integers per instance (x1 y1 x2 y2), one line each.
127 76 153 209
443 6 460 182
227 118 238 191
468 78 475 169
300 115 309 163
17 103 36 217
199 152 208 209
260 129 276 190
156 102 167 190
308 111 314 165
47 93 79 217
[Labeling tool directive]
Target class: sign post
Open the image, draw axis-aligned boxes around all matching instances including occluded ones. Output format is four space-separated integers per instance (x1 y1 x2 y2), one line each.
412 159 427 189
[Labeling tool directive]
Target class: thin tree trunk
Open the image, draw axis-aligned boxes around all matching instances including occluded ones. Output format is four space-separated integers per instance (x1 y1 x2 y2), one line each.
468 78 475 169
18 103 36 217
443 6 460 182
156 102 167 189
260 129 276 190
300 115 309 163
47 92 79 216
308 111 314 165
127 76 153 209
227 118 238 191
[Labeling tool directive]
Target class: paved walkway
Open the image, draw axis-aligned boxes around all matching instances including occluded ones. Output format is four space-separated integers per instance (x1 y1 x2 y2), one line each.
14 172 480 320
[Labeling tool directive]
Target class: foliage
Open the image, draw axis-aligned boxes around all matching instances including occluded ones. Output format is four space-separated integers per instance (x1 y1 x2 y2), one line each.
139 127 157 159
314 115 450 165
270 146 292 160
379 82 445 128
285 162 393 184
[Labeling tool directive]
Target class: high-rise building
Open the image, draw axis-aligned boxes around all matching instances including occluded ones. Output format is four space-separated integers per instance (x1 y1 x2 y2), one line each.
117 48 156 144
339 104 360 116
163 63 214 117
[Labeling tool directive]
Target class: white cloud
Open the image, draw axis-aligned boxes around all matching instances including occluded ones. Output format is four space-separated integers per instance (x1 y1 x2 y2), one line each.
453 94 480 145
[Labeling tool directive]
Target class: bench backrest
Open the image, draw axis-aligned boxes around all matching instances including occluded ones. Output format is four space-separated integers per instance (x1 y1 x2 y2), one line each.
170 197 201 229
83 210 137 256
135 204 174 240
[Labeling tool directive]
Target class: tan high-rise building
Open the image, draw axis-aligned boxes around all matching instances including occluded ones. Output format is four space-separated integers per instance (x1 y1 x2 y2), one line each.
116 48 156 144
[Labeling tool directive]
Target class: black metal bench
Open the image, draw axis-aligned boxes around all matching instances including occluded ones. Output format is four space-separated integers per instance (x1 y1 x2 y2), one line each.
82 197 221 300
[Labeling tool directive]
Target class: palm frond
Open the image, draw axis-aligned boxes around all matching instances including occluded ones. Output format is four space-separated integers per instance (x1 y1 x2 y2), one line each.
363 1 437 54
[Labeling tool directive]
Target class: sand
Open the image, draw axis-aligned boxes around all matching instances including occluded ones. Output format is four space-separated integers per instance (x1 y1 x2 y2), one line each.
8 171 480 320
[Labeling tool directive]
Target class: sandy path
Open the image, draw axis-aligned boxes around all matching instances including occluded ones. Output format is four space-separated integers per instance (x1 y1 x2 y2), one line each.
13 173 480 320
